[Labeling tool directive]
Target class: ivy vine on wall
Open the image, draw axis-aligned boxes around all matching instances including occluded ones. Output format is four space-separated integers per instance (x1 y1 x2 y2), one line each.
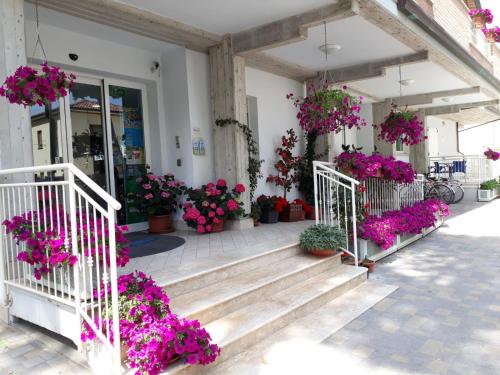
215 118 264 201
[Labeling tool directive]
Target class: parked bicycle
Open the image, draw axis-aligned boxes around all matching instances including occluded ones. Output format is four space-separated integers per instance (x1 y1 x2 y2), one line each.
423 177 455 205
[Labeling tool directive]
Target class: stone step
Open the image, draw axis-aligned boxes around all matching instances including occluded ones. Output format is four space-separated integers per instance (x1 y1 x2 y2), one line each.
169 253 341 325
163 242 301 298
202 281 398 375
165 265 368 375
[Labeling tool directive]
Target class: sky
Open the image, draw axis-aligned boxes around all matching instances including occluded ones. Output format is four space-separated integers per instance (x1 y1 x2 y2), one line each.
481 0 500 27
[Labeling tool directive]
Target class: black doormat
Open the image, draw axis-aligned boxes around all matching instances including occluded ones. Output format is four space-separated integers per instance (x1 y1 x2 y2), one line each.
126 232 186 259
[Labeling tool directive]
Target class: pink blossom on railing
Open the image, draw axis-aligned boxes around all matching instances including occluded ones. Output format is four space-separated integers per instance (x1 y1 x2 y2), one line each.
359 199 449 249
469 8 494 24
335 148 415 183
484 148 500 161
2 207 129 279
481 27 500 42
0 62 75 107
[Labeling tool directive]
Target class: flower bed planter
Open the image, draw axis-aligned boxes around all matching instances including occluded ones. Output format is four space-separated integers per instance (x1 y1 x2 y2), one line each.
148 214 174 233
477 187 500 202
260 209 279 224
279 203 304 222
307 248 336 257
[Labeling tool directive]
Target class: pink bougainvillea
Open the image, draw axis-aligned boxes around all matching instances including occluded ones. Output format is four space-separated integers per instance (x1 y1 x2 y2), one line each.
481 27 500 43
287 85 367 135
469 8 494 24
81 271 220 375
0 62 75 107
377 107 426 146
359 199 449 249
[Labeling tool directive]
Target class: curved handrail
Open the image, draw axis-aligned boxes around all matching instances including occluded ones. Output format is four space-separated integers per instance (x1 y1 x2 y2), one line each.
0 163 121 210
313 161 360 185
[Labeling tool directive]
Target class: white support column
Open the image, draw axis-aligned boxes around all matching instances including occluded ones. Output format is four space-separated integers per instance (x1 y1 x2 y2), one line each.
409 109 429 174
209 37 250 212
0 0 32 182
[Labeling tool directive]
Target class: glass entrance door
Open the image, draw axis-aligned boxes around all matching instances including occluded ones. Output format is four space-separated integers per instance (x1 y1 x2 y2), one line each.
106 84 149 226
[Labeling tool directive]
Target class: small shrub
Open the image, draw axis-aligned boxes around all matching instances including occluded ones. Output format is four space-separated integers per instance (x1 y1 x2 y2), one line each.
299 224 345 252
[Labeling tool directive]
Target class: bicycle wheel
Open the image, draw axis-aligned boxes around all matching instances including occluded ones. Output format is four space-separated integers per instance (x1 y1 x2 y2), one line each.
432 183 455 205
451 184 465 203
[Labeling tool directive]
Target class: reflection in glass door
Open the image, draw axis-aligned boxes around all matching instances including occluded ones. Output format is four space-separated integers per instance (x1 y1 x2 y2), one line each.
107 85 147 225
68 82 108 192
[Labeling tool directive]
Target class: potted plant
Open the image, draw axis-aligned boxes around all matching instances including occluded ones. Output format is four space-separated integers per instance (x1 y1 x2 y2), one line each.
478 178 500 201
377 105 425 146
250 202 262 226
482 27 500 43
293 198 314 220
361 258 375 273
267 129 304 222
287 85 367 135
299 224 345 257
134 172 185 234
183 179 245 234
469 8 493 29
0 62 75 106
256 195 279 224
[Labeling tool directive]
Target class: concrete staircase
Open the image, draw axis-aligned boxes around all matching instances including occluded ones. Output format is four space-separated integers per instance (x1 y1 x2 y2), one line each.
161 243 397 375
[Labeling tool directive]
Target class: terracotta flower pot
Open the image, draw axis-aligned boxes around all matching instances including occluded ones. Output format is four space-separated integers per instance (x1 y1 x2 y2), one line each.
484 31 496 43
148 214 174 234
307 248 336 257
362 259 375 273
253 218 260 227
211 219 225 233
471 14 486 29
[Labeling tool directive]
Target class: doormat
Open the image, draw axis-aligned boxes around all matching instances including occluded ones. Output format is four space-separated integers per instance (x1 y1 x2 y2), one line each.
126 232 186 259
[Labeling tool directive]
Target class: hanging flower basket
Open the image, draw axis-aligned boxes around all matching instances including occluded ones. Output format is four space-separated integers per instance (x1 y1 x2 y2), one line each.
482 27 500 43
469 9 493 29
484 148 500 161
0 62 75 107
287 85 367 135
378 107 425 146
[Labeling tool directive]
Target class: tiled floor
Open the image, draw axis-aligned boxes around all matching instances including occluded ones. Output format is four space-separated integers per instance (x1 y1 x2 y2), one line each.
1 200 500 374
121 220 311 285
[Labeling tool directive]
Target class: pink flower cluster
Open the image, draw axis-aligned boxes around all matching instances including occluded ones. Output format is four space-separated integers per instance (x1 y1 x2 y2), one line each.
481 27 500 42
81 272 220 374
469 8 494 24
335 150 415 184
0 62 75 107
287 85 367 135
484 148 500 161
134 172 185 216
2 207 129 279
359 199 449 249
183 179 245 234
378 108 425 146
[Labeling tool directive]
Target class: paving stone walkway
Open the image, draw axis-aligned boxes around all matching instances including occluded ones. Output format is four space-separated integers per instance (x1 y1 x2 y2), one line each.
0 200 498 374
323 199 500 375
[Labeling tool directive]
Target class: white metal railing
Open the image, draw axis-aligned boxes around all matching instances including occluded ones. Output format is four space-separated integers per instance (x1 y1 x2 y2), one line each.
313 161 360 266
0 163 121 374
361 175 425 217
429 155 496 185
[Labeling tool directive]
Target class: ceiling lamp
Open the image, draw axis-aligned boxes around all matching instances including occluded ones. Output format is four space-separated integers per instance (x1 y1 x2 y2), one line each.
318 43 341 55
399 79 415 86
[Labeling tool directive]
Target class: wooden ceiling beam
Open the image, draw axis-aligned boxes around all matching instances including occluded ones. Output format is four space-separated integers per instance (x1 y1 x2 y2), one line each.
29 0 221 52
423 99 499 116
387 86 482 107
232 0 357 54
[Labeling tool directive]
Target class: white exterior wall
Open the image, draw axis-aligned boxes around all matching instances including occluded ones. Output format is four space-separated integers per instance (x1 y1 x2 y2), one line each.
427 116 458 156
459 120 500 155
356 103 375 154
245 67 305 200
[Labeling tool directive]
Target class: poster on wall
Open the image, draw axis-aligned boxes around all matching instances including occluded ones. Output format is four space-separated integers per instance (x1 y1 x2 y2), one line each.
192 127 205 155
123 108 145 165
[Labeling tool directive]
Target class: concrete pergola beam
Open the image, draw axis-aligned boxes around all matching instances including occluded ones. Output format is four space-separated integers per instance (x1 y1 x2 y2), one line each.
423 99 500 116
385 87 482 107
231 0 357 54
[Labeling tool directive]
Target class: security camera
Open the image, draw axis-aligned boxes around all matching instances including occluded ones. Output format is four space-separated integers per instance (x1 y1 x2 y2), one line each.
69 53 79 61
150 61 160 73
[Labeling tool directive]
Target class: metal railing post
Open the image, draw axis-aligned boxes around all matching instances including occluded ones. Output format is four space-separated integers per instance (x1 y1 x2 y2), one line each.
313 162 319 225
351 181 358 267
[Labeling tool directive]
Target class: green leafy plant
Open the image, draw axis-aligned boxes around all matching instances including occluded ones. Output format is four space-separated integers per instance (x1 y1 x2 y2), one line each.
480 178 500 190
299 224 345 252
250 202 262 220
215 119 264 201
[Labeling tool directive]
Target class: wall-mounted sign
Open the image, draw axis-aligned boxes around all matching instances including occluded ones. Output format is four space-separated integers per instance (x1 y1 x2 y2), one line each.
192 127 205 156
